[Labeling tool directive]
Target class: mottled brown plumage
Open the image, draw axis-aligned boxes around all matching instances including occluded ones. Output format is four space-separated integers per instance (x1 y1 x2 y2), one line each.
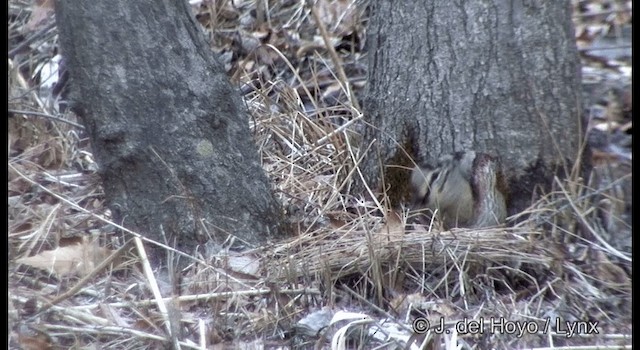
410 151 507 229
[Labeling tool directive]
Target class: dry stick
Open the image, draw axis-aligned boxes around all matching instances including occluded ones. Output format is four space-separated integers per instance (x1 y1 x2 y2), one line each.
66 288 321 310
570 93 588 187
255 0 266 28
314 113 363 147
344 134 383 209
307 0 361 112
134 236 180 350
198 319 207 349
8 108 85 129
41 324 203 350
320 134 363 211
579 44 632 52
572 8 632 18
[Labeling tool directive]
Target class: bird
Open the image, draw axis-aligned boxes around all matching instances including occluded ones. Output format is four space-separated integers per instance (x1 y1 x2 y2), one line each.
410 151 507 229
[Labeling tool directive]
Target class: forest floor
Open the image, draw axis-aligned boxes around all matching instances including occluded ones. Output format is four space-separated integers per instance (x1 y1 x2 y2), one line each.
8 0 631 349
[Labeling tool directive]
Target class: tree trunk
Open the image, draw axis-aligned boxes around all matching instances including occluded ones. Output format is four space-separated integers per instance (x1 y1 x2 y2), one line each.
55 0 287 262
361 1 585 215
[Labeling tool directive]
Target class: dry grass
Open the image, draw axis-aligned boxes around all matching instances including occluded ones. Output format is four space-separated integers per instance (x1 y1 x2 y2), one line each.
8 0 631 349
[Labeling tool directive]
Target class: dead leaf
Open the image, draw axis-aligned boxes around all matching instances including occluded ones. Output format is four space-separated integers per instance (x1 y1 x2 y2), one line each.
17 236 114 277
316 0 359 35
15 325 53 350
26 0 54 31
377 210 405 236
226 252 261 277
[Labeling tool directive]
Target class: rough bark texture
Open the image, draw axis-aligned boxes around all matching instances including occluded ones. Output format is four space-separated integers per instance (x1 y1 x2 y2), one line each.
362 1 585 215
55 0 287 261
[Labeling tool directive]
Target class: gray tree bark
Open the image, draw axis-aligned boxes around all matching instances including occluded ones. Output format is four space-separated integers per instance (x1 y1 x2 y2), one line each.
55 0 288 262
362 0 586 215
